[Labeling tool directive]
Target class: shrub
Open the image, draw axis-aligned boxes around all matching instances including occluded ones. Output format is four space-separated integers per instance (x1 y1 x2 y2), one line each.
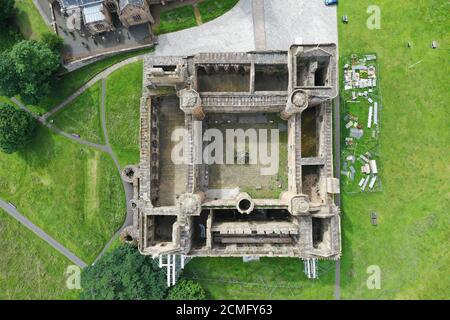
167 279 207 300
0 103 36 153
80 245 167 300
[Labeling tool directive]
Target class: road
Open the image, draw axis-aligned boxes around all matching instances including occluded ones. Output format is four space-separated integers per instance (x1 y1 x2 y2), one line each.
0 199 87 268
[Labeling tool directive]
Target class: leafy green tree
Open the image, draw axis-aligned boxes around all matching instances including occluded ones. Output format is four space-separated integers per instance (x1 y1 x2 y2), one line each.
0 40 60 104
80 245 167 300
167 279 207 300
41 33 64 53
0 104 36 153
0 0 15 26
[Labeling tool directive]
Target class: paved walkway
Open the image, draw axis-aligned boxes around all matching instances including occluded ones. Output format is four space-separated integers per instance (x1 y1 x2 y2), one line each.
0 199 88 268
155 0 337 56
252 0 266 50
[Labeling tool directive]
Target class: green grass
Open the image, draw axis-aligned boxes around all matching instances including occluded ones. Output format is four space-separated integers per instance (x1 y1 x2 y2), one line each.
240 129 288 199
183 257 336 299
14 0 50 40
0 126 126 263
338 0 450 299
197 0 239 23
105 61 143 167
153 5 197 35
27 48 152 114
49 81 104 144
0 210 80 299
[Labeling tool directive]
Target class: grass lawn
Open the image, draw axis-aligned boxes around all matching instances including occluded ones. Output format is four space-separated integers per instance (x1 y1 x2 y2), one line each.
0 210 79 299
27 48 152 114
14 0 50 40
49 81 104 144
0 126 126 263
338 0 449 299
197 0 239 23
153 4 197 35
183 257 335 299
105 61 143 167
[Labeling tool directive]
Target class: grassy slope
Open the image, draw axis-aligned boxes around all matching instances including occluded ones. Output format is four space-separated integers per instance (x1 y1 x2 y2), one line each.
0 126 125 263
197 0 239 23
28 48 152 114
49 81 104 144
14 0 50 40
338 0 449 299
0 210 79 299
105 61 143 167
153 5 197 35
183 257 335 300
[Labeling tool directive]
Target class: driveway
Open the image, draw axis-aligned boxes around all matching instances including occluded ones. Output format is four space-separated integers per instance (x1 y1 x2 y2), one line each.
155 0 337 56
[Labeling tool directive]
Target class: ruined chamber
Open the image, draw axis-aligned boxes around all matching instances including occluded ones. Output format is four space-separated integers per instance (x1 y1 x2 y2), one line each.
128 44 341 260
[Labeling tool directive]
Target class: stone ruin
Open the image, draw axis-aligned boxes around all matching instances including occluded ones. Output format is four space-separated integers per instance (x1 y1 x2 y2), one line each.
127 44 341 260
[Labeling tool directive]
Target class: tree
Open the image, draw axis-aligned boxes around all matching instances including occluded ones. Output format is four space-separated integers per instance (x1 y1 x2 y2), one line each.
41 33 64 53
0 0 15 26
0 104 36 153
167 279 207 300
0 40 60 104
80 245 167 300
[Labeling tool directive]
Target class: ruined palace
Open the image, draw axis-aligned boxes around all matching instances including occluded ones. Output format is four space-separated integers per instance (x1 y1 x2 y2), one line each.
127 44 341 261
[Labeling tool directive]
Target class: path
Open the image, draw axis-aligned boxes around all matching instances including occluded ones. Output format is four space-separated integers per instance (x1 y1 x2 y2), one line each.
42 55 144 120
252 0 266 50
0 199 87 268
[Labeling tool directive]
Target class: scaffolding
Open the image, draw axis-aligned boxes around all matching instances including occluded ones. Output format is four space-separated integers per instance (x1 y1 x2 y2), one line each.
158 254 191 287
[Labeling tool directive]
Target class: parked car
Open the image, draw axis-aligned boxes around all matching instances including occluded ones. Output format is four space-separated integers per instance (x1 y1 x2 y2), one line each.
325 0 338 5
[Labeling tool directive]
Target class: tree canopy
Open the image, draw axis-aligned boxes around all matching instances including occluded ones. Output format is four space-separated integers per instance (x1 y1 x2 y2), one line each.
0 0 15 26
167 279 207 300
0 40 60 104
80 245 167 300
0 103 36 153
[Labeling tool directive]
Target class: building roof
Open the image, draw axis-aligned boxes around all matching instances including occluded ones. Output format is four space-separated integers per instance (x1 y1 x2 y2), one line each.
119 0 145 11
82 3 106 24
58 0 102 9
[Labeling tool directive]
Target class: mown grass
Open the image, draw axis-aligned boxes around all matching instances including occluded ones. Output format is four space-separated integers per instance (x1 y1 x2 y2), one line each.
49 81 104 144
183 257 335 300
197 0 239 23
338 0 449 299
0 126 126 263
105 61 143 167
153 4 197 35
14 0 50 40
0 210 80 299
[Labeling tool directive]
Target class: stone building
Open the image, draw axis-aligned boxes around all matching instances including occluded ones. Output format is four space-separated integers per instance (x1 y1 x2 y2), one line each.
127 44 341 261
53 0 177 35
